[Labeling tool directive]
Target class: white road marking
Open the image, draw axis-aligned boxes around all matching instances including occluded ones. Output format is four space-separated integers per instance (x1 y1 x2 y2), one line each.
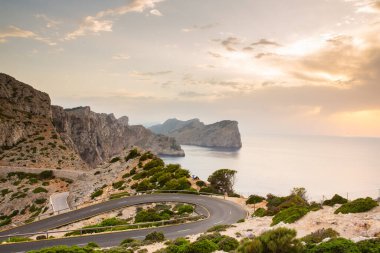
57 218 67 221
178 229 190 233
77 243 87 246
92 207 100 211
132 236 144 239
214 220 223 225
229 210 232 215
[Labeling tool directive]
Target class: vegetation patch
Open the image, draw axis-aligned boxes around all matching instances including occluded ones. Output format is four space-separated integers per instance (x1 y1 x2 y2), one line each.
323 194 348 206
271 206 310 226
334 197 378 214
246 194 265 204
33 187 48 194
207 224 234 232
301 228 340 244
91 189 104 199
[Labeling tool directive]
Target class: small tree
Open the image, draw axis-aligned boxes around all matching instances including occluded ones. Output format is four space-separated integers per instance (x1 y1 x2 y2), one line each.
207 169 237 195
291 187 307 201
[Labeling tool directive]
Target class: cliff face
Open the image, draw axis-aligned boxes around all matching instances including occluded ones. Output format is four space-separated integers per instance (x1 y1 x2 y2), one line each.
0 73 184 169
52 106 184 167
0 73 87 169
149 118 242 149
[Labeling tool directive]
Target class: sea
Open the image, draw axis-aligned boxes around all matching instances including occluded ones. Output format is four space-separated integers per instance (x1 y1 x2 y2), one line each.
162 134 380 201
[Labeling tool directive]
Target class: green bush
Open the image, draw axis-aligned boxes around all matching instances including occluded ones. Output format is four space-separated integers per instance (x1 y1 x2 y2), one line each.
110 157 120 163
217 236 239 251
35 198 47 204
207 224 233 232
196 180 206 187
91 189 103 199
252 208 266 217
271 206 310 226
0 218 11 227
87 242 99 248
323 194 348 206
177 204 194 214
136 179 154 192
335 197 378 214
39 170 54 180
302 228 340 244
143 158 164 170
125 148 140 162
246 194 265 204
305 238 360 253
28 245 95 253
7 236 33 242
356 238 380 253
139 152 154 162
188 239 218 253
112 181 124 189
144 231 165 242
33 187 48 194
237 227 303 253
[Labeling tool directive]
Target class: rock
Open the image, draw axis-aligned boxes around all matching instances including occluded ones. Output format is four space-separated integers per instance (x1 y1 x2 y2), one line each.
0 73 184 170
52 106 184 168
149 118 242 149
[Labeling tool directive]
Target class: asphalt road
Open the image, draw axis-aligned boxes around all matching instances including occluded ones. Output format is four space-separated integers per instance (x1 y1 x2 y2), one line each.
0 193 246 253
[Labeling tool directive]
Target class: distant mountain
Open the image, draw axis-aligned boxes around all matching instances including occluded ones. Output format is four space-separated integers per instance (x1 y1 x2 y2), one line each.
0 73 184 169
149 118 242 149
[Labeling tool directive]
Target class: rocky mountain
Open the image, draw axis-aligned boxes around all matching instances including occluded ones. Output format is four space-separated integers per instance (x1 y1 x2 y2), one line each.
0 73 184 169
0 73 87 170
52 106 184 167
149 118 242 149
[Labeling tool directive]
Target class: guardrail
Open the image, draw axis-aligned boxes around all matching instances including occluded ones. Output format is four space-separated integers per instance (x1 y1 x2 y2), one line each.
19 190 223 225
0 214 206 241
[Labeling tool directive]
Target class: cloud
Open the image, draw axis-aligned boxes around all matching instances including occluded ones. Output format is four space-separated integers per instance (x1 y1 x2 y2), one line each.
150 9 163 16
35 14 60 28
0 25 56 45
251 39 281 47
129 70 172 79
112 54 130 60
178 91 208 98
221 37 241 51
65 0 165 40
208 51 222 58
181 23 218 32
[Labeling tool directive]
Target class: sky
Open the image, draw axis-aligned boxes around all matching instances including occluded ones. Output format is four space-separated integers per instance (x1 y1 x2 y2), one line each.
0 0 380 137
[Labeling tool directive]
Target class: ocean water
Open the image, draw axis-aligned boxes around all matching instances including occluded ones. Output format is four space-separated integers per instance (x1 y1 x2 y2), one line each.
162 134 380 201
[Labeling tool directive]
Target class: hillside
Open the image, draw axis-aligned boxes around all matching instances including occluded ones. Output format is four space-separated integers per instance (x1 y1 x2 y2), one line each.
0 73 184 169
149 118 242 149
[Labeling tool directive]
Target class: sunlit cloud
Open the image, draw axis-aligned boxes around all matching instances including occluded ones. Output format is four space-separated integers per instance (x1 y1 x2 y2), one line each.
150 9 163 16
65 0 165 40
112 54 130 60
0 25 56 45
181 23 218 33
34 14 61 28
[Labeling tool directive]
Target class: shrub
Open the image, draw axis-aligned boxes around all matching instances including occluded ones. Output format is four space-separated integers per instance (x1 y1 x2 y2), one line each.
143 158 164 170
139 152 154 162
302 228 340 244
323 194 348 206
177 204 194 214
91 189 103 199
36 235 47 240
136 180 154 192
271 206 310 226
356 238 380 253
35 198 47 204
39 170 54 180
238 227 303 253
207 224 233 232
335 197 378 214
110 157 120 163
87 242 99 248
246 194 265 204
28 245 95 253
196 180 206 187
112 181 124 189
305 238 360 253
144 231 165 242
218 236 239 252
33 187 48 194
252 208 266 217
188 239 218 253
207 169 237 195
7 236 33 242
237 218 245 223
0 218 11 227
125 148 140 162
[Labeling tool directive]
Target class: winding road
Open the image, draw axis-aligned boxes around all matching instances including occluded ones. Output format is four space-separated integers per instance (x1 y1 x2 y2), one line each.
0 193 246 253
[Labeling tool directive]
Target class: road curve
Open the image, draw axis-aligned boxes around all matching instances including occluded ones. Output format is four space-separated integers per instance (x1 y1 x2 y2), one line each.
0 194 246 253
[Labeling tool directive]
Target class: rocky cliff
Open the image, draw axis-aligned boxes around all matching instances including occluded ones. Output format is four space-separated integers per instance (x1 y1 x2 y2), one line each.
52 106 184 167
149 118 242 149
0 73 184 169
0 73 87 169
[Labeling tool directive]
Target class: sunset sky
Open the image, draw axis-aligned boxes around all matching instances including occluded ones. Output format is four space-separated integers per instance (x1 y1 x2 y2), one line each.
1 0 379 137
